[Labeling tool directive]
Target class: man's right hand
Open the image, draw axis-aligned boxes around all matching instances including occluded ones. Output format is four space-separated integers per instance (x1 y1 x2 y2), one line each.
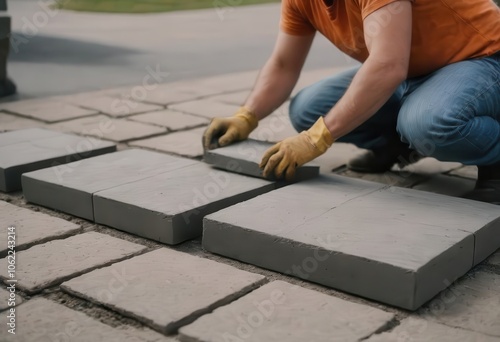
203 106 259 150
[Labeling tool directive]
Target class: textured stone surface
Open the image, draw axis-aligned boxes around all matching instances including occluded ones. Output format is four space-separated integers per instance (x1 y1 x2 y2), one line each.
207 91 249 105
0 200 81 257
249 110 296 143
22 149 197 220
486 250 500 267
0 288 23 311
169 99 240 119
128 109 208 131
204 139 319 181
111 85 210 106
421 271 500 337
0 112 45 132
180 280 394 342
93 162 275 244
67 95 163 117
0 100 98 122
62 248 266 334
0 232 146 294
412 174 476 197
341 169 428 188
0 128 116 192
365 318 499 342
0 298 172 341
50 114 166 142
130 127 206 157
203 174 500 310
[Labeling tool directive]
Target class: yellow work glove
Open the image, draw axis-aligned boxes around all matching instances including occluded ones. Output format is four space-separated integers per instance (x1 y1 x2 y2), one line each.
259 117 334 181
203 107 258 150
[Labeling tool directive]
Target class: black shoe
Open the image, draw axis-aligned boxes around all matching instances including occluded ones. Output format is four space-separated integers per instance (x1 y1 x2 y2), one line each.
464 164 500 205
347 142 423 173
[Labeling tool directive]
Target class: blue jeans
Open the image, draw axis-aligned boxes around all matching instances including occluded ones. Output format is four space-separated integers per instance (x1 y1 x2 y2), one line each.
290 53 500 166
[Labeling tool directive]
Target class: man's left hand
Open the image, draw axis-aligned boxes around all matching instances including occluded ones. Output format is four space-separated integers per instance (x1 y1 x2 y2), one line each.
259 117 334 181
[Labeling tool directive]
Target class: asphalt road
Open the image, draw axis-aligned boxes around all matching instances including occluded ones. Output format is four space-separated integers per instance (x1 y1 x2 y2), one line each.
6 1 356 100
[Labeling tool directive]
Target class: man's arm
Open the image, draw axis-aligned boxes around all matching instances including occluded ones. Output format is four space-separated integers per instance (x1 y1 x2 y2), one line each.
203 31 314 149
245 31 315 120
261 1 413 180
323 1 412 138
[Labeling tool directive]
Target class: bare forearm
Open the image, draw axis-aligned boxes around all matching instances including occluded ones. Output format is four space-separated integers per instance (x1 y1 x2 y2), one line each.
324 58 406 140
244 58 300 120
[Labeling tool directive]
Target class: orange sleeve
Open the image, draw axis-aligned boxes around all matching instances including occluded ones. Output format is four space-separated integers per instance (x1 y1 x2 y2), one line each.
358 0 414 20
280 0 316 36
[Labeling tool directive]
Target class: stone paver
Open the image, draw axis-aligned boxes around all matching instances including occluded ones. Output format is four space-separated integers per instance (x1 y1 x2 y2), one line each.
93 162 275 244
365 317 499 342
203 174 500 310
207 91 249 105
111 84 210 106
0 112 45 132
22 149 197 220
130 127 206 158
342 169 428 188
169 99 240 119
0 200 81 257
0 232 146 294
62 248 267 334
50 114 166 142
0 288 23 311
128 109 209 131
0 128 116 192
179 280 394 342
449 165 478 180
0 298 172 341
420 271 500 337
204 139 319 181
412 174 476 197
0 100 99 122
66 95 163 117
486 250 500 267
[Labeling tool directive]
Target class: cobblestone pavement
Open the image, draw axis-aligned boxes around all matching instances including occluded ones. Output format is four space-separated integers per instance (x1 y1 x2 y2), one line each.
0 68 499 341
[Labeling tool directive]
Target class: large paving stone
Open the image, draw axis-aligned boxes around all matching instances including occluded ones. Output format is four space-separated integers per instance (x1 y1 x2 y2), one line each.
50 114 167 142
61 248 267 334
0 128 116 192
22 149 197 220
0 112 45 132
128 109 209 131
207 91 249 105
249 111 297 143
0 99 99 122
66 95 163 117
203 174 500 310
93 162 275 244
204 139 319 181
0 200 81 257
0 298 172 341
0 288 23 311
412 174 476 197
179 280 394 342
112 85 210 106
169 99 240 119
0 232 146 294
130 127 206 158
420 271 500 337
365 317 499 342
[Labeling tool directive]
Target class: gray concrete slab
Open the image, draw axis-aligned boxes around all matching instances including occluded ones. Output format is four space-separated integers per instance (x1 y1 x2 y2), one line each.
365 317 500 342
66 95 163 117
204 139 319 181
0 231 146 294
0 200 81 257
0 128 116 192
412 174 476 197
128 109 209 131
0 112 45 132
203 175 500 310
0 298 173 341
0 99 99 122
420 271 500 337
61 248 267 335
179 280 394 342
130 127 206 158
93 162 275 244
22 149 197 220
169 99 240 119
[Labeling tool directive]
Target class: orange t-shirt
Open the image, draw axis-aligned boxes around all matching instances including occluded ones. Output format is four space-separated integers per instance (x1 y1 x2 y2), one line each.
281 0 500 77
